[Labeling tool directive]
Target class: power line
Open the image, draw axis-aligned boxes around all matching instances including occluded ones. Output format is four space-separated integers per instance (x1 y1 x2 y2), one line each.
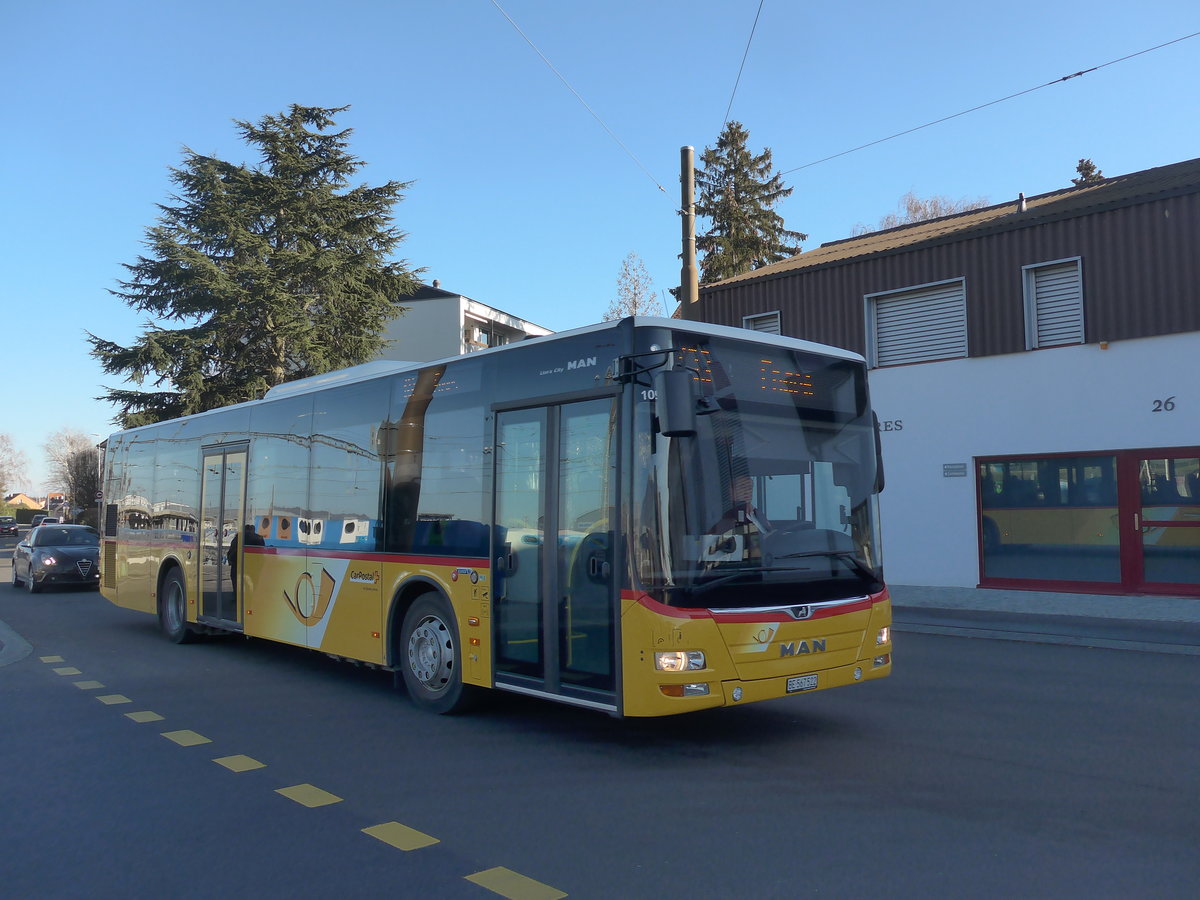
780 30 1200 176
722 0 766 130
488 0 667 193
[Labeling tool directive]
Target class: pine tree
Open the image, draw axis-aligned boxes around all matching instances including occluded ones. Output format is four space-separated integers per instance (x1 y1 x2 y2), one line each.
694 122 806 284
89 105 420 428
1072 158 1104 186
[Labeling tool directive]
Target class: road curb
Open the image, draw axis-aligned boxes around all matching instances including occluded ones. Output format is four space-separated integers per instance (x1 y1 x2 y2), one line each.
892 620 1200 655
892 605 1200 656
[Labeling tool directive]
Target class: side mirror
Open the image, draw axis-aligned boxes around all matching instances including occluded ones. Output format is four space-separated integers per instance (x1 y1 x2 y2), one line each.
653 369 698 437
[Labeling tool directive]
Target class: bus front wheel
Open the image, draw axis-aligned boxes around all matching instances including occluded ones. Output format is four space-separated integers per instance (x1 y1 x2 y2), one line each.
399 593 476 714
159 569 198 644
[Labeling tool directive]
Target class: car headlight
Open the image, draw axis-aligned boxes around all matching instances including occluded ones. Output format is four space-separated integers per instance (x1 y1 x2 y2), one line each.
38 554 58 567
655 650 705 672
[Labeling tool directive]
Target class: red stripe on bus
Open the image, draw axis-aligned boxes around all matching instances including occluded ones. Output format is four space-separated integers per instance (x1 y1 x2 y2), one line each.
627 588 888 622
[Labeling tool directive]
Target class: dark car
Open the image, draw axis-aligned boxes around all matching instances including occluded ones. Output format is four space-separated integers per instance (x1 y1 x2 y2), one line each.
11 524 101 593
0 516 18 537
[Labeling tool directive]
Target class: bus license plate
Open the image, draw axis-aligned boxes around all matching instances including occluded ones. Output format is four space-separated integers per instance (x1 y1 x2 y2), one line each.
787 674 818 693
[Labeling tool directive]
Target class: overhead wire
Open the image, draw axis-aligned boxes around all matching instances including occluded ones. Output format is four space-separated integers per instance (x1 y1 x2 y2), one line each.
488 0 667 193
722 0 766 130
779 30 1200 176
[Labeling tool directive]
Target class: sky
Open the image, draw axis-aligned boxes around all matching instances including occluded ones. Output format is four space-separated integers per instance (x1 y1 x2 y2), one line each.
2 0 1197 495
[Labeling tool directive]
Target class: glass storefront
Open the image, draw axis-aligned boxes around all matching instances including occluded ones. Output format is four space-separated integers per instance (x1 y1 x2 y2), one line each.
978 449 1200 594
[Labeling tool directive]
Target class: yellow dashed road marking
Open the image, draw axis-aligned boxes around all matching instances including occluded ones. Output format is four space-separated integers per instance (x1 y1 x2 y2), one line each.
213 755 265 773
161 729 212 747
466 867 567 900
34 653 570 897
125 711 165 723
362 821 440 851
276 784 342 808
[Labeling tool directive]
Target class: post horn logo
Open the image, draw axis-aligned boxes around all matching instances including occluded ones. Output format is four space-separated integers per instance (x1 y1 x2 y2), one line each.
283 569 336 626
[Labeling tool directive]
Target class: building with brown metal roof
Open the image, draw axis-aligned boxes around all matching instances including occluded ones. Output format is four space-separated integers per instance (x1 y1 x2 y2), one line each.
692 157 1200 601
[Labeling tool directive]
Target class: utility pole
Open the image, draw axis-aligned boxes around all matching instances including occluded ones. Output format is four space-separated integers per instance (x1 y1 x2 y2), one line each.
679 146 699 319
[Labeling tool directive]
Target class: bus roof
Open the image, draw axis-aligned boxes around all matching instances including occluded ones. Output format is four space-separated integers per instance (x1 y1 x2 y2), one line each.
106 317 865 439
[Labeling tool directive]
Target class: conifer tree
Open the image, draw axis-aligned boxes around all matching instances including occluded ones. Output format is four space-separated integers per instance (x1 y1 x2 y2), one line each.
89 105 420 428
1072 158 1104 186
694 122 806 284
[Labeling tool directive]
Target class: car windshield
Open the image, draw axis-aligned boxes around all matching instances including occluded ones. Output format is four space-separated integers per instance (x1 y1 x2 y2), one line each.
33 527 99 547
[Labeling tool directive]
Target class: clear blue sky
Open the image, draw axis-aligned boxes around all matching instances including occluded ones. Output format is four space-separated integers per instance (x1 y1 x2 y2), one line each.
2 0 1197 494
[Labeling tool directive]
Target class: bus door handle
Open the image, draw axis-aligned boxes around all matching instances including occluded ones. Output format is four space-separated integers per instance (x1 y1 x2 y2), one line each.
588 557 610 580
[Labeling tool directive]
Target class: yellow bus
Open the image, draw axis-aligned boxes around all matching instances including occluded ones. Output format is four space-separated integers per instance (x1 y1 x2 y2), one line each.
99 318 891 716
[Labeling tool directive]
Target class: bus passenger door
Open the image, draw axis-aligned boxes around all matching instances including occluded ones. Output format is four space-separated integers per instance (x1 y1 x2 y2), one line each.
493 397 618 710
200 446 247 628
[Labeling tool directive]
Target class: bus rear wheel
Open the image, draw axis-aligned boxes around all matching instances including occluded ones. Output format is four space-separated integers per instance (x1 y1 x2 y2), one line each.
159 569 198 644
399 593 476 714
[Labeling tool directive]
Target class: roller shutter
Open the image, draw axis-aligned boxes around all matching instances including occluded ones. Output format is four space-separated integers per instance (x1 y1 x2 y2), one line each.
1027 260 1083 348
871 280 967 367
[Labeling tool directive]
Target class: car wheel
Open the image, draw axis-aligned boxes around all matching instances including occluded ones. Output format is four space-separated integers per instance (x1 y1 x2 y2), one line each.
11 563 21 588
26 569 41 594
399 592 478 714
159 569 197 644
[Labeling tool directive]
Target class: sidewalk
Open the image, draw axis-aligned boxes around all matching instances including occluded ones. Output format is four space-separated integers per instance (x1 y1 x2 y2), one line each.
890 584 1200 655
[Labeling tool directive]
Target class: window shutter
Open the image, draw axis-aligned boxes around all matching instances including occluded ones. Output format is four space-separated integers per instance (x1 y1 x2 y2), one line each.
743 312 781 334
1029 261 1083 348
872 281 967 366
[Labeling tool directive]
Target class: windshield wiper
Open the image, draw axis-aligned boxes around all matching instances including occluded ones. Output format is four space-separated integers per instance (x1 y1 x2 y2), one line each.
774 550 877 579
683 566 772 596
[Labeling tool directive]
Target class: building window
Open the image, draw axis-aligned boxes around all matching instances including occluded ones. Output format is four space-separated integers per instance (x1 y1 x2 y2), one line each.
978 451 1200 593
866 279 966 367
1023 258 1083 349
463 319 510 353
978 455 1120 586
743 311 781 334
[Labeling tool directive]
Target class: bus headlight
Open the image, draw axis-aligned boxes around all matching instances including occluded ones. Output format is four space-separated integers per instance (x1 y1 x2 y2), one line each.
655 650 705 672
876 626 890 645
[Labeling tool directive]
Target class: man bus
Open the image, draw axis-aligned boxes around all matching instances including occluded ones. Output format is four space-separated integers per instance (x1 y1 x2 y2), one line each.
99 317 891 716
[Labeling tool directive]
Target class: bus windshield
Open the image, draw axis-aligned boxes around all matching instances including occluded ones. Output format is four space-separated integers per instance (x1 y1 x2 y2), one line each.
638 336 883 608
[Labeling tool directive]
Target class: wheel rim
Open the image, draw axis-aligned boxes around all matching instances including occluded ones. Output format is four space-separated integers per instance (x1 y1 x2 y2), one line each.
164 581 184 632
407 614 454 694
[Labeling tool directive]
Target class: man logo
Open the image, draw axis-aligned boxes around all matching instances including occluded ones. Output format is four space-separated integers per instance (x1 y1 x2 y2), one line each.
779 639 827 657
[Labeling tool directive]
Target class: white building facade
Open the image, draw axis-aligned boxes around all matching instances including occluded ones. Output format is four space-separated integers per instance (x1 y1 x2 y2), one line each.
378 282 551 363
872 330 1198 593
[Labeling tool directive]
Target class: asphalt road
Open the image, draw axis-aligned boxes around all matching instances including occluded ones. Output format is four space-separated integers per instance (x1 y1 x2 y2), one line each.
2 542 1198 899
